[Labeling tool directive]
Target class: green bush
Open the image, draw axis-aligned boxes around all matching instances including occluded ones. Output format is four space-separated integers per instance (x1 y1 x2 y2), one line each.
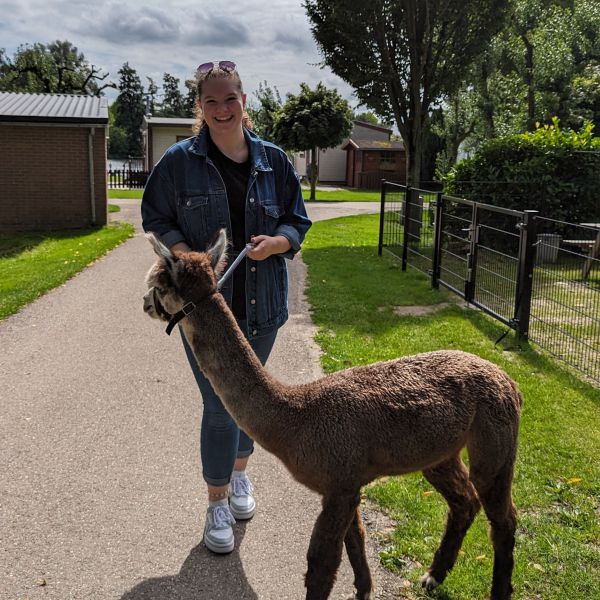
445 118 600 223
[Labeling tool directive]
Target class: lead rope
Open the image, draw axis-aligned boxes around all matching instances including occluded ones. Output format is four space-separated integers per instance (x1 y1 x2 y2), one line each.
164 242 254 336
217 242 254 290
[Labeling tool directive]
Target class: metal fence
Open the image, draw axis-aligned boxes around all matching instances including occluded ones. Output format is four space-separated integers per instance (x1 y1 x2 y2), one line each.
107 168 150 189
378 181 600 383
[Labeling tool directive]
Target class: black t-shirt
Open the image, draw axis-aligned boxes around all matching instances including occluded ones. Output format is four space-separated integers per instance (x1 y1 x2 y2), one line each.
208 136 251 319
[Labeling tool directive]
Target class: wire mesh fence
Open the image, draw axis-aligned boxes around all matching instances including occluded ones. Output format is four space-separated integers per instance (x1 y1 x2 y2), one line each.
379 180 600 384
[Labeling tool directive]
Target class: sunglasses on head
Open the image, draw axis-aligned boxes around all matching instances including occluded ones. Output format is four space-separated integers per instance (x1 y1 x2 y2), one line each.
197 61 237 75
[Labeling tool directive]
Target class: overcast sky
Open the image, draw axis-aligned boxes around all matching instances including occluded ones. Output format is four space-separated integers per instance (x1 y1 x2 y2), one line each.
1 0 360 108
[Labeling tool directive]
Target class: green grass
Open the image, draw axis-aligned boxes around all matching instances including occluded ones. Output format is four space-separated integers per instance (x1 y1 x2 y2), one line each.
108 189 143 199
301 187 380 202
0 222 134 320
108 204 120 213
302 213 600 600
107 187 381 202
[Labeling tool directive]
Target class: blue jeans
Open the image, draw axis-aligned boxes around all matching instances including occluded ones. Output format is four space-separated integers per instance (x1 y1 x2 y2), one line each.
180 322 277 486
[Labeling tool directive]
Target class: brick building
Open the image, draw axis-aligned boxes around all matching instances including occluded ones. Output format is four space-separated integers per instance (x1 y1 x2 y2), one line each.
0 92 108 231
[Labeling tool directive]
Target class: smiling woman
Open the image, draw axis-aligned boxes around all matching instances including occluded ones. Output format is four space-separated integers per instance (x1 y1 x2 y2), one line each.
140 60 311 557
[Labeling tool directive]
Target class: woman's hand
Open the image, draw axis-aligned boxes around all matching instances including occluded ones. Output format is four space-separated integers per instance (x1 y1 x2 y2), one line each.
247 235 291 261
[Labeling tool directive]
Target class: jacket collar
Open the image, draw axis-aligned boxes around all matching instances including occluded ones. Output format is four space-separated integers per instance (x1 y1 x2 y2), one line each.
189 124 272 172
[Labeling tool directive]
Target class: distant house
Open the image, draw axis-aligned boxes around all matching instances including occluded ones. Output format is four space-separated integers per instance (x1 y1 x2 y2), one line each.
0 91 108 231
342 139 406 189
293 120 406 189
141 116 195 170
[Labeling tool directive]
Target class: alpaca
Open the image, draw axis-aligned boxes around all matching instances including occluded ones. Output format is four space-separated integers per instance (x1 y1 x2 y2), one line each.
142 230 522 600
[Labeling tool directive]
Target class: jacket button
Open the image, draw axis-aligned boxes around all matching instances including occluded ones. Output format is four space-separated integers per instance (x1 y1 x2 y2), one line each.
249 197 255 203
186 200 192 207
250 266 256 272
250 298 256 305
252 329 257 335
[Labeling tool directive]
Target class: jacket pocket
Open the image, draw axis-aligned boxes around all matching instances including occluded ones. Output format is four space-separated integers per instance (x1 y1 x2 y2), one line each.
260 203 283 235
181 194 210 246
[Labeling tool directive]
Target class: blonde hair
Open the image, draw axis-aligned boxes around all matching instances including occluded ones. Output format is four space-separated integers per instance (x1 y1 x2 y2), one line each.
192 66 253 135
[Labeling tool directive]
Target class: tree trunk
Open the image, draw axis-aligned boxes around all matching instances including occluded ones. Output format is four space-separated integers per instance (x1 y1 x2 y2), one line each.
309 147 318 201
522 33 536 131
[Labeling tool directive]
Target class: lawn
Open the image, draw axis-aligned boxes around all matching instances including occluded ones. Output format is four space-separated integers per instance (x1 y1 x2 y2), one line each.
0 222 134 320
301 213 600 600
107 186 381 202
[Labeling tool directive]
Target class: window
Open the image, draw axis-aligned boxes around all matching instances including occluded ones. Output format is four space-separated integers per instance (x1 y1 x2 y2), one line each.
176 135 189 142
380 151 396 171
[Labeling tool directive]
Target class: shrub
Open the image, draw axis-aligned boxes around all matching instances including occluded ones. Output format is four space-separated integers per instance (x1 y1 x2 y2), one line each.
445 118 600 223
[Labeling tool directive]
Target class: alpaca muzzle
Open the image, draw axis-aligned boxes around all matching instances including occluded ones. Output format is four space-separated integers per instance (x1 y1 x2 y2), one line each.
144 286 196 336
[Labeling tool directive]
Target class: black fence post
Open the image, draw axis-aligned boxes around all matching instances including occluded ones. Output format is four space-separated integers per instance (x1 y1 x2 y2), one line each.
515 210 538 341
431 192 444 289
401 186 412 271
378 179 387 256
465 203 479 302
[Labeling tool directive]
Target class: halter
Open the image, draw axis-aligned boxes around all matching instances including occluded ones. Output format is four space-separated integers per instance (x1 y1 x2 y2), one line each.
153 243 253 336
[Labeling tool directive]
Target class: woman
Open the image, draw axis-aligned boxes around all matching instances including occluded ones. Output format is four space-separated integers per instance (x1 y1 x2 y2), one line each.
141 61 311 553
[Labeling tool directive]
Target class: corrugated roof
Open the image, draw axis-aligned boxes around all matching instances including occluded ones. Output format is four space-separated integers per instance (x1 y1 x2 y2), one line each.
143 116 195 127
0 92 108 123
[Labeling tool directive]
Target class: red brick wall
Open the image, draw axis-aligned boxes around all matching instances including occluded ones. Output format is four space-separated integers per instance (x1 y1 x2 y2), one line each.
0 124 107 231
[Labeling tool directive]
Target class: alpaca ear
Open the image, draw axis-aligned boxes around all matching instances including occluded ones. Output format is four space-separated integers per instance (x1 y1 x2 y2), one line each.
206 228 228 275
146 232 177 271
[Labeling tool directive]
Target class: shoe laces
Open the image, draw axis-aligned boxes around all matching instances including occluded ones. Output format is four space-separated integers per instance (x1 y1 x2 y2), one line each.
211 504 235 529
231 475 254 497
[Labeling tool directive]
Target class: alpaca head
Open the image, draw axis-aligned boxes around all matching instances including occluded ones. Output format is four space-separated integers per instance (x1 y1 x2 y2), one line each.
143 230 228 322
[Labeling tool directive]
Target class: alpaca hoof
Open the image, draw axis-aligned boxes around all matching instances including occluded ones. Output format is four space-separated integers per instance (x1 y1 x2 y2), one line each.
420 572 439 591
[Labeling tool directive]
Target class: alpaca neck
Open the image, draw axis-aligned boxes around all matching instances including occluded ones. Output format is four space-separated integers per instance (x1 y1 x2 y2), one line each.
180 294 288 448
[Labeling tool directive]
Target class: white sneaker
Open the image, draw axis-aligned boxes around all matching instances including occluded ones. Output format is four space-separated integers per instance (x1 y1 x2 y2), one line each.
229 474 256 520
203 504 236 554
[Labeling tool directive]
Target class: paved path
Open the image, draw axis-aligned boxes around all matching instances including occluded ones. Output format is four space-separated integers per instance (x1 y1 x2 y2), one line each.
1 200 407 599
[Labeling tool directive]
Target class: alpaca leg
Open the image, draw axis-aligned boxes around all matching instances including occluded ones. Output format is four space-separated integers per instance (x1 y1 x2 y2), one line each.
420 455 481 590
470 463 517 600
305 493 360 600
344 507 373 599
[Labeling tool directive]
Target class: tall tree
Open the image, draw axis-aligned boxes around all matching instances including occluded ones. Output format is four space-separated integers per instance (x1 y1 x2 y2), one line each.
247 81 283 140
145 76 159 115
160 73 187 117
0 40 112 95
272 82 353 200
184 78 197 117
304 0 510 185
112 62 145 156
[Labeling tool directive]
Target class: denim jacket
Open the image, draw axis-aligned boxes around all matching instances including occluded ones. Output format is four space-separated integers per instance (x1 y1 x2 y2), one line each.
141 126 312 339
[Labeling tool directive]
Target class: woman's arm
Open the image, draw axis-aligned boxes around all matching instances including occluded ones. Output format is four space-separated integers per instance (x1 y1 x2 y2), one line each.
141 164 188 249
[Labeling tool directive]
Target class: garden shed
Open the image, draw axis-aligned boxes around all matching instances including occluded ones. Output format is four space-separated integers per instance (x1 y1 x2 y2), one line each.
141 116 195 170
0 91 109 231
342 139 406 188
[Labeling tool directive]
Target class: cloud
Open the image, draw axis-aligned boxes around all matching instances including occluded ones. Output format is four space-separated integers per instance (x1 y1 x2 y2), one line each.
84 5 181 44
181 13 250 48
271 30 313 52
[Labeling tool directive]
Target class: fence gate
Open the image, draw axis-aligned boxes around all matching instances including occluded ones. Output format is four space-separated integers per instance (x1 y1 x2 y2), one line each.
437 196 526 329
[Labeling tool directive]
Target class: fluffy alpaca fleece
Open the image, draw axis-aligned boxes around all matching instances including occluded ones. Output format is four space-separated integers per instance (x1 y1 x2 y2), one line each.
143 230 522 600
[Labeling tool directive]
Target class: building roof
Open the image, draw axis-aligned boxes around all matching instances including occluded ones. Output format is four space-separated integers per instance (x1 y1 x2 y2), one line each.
0 92 108 124
343 138 405 151
142 116 195 128
352 120 393 134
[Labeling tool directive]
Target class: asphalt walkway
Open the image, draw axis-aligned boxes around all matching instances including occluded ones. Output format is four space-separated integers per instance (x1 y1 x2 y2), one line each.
1 200 406 599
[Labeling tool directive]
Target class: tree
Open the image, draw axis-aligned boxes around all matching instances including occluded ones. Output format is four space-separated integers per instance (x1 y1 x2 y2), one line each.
246 81 283 140
160 73 187 117
0 40 113 95
112 63 145 157
145 76 159 115
304 0 511 185
184 78 197 117
272 82 353 200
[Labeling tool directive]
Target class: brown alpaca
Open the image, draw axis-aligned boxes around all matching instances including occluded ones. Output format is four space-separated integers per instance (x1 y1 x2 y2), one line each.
142 231 522 600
